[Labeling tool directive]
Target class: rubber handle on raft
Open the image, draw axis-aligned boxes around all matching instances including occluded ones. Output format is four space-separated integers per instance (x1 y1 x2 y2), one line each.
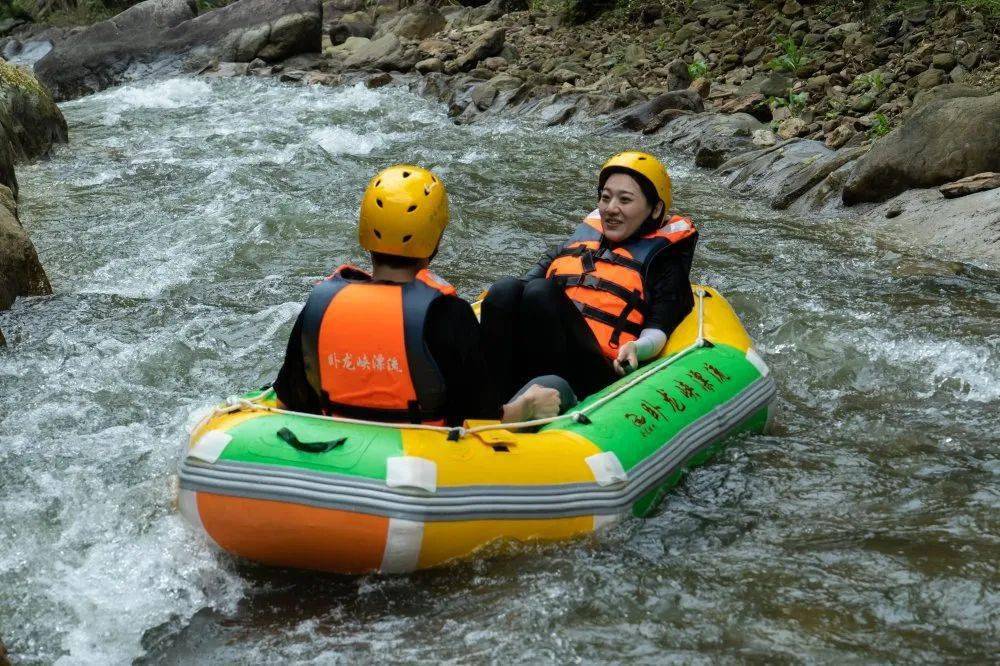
277 427 346 454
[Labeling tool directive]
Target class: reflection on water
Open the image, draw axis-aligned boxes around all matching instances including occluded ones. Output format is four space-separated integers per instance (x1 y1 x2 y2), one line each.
1 77 997 663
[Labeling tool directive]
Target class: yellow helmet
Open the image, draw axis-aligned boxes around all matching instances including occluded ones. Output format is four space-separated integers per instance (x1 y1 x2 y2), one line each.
599 151 672 212
359 164 448 259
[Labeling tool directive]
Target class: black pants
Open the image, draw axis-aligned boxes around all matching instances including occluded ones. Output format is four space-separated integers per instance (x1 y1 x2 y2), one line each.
482 277 619 400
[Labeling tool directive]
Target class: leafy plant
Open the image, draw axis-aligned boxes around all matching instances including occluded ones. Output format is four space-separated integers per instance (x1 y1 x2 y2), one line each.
855 70 886 93
768 91 809 115
869 112 892 138
767 36 808 73
687 59 709 79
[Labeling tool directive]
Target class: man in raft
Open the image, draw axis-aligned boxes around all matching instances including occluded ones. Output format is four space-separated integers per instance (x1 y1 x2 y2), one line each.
481 151 697 400
272 164 566 426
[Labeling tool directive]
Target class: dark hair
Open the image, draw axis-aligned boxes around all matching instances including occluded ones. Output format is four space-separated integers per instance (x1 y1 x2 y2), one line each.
371 252 425 270
598 167 664 224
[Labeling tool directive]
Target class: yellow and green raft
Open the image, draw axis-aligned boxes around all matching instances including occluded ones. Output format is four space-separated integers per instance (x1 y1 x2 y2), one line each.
178 287 775 574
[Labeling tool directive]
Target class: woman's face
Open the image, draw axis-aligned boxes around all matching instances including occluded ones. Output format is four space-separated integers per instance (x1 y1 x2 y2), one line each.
598 173 656 243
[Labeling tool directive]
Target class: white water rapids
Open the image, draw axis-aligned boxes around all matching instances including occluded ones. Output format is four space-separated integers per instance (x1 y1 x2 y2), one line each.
1 77 998 663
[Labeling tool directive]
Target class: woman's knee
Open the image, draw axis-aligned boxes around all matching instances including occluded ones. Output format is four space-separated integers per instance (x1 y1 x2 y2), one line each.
521 277 565 317
483 276 525 313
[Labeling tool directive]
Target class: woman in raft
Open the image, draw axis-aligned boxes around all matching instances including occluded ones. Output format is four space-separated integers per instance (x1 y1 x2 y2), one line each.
482 151 698 401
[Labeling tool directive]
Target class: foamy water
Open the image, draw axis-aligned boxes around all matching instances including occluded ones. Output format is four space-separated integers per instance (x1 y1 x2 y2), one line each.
1 76 997 663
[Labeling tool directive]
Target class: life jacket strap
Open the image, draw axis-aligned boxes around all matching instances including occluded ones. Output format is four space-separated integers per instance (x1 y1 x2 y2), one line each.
552 273 649 317
571 300 645 346
552 245 644 273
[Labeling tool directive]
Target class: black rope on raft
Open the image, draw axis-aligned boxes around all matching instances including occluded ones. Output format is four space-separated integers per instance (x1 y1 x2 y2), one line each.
572 413 592 425
447 428 462 442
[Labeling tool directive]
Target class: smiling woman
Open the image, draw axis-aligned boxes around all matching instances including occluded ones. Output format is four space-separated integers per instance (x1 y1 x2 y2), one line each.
481 151 698 398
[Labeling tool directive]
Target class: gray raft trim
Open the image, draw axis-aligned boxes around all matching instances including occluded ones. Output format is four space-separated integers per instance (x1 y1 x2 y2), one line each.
180 375 776 521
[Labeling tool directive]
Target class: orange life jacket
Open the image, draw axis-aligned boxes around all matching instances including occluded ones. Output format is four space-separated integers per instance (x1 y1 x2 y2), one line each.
299 264 456 424
546 210 697 359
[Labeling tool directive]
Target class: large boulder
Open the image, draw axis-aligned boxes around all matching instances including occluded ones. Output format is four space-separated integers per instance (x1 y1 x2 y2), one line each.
861 186 1000 268
0 61 65 345
0 184 51 345
375 3 445 40
657 112 763 167
611 90 705 132
34 0 322 101
452 26 504 72
717 140 867 209
843 93 1000 205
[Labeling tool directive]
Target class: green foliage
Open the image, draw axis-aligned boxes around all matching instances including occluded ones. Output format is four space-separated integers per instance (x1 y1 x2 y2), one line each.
855 70 886 93
687 59 709 79
768 91 809 115
0 0 33 21
869 112 892 138
767 36 808 73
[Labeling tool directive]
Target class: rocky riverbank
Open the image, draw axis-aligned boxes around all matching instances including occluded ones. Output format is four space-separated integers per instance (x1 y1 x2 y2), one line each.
0 58 67 345
269 0 1000 266
0 0 997 326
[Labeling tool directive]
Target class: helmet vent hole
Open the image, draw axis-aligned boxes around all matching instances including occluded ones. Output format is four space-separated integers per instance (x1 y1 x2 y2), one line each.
402 171 411 178
432 176 437 182
402 234 413 243
376 199 383 208
407 204 418 212
373 229 382 239
375 179 381 187
638 156 647 160
424 187 431 196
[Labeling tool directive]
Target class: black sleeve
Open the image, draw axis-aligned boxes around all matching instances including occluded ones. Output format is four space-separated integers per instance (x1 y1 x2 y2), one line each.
425 296 502 425
273 306 326 414
522 244 561 281
643 232 698 337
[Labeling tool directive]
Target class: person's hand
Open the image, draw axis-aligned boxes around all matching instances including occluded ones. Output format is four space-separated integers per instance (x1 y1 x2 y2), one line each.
613 341 639 376
501 384 561 422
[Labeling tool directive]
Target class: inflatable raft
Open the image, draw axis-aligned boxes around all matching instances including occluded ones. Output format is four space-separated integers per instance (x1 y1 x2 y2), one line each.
178 287 775 573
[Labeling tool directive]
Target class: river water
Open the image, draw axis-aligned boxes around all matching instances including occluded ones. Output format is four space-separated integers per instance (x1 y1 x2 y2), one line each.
1 77 997 663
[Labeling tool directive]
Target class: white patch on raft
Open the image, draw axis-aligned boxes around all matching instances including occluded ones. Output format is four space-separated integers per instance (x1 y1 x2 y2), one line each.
746 347 771 377
586 452 627 487
386 457 437 493
593 513 623 530
380 518 424 573
187 431 232 464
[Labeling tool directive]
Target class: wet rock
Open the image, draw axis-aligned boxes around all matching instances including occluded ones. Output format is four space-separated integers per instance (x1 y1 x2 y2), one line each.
824 123 855 149
843 93 1000 205
0 184 51 344
35 0 322 101
613 90 704 132
0 61 68 175
665 58 690 92
752 129 777 147
375 3 446 40
931 52 956 70
343 32 400 68
415 56 443 73
777 117 807 140
204 61 250 77
912 67 945 89
470 80 498 109
689 77 710 100
781 0 802 17
861 186 1000 268
659 112 763 166
365 72 392 88
718 93 770 121
939 172 1000 199
453 26 505 72
910 83 986 115
540 98 577 125
718 139 865 210
329 11 374 46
